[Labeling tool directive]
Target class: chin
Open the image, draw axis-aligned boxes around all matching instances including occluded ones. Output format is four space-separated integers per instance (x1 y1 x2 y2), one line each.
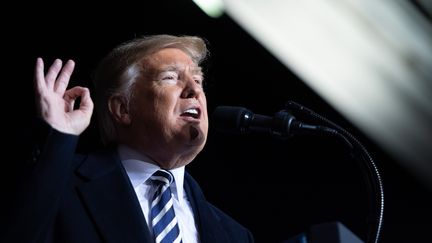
187 134 207 149
186 125 207 146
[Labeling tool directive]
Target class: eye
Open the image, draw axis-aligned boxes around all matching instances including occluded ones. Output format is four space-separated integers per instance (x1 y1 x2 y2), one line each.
159 71 178 83
193 75 204 86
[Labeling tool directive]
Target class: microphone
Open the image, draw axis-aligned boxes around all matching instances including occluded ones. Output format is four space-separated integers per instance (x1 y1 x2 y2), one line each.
211 106 335 138
212 105 384 243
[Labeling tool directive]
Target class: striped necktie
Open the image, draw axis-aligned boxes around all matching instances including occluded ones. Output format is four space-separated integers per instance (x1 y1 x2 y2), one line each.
150 170 182 243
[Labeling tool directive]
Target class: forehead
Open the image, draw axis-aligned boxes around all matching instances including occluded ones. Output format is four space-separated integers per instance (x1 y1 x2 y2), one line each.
145 48 200 70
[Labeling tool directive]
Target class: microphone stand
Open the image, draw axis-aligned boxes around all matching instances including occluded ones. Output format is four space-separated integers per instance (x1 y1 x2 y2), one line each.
285 101 384 243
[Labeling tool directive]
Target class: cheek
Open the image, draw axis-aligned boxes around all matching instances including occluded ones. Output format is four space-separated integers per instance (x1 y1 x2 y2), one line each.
130 90 159 127
140 86 169 110
151 90 179 120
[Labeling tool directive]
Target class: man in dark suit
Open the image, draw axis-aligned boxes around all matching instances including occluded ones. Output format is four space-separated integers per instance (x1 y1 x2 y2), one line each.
5 35 254 243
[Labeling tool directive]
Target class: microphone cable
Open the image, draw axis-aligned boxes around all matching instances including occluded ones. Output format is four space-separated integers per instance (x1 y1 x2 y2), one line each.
285 101 384 243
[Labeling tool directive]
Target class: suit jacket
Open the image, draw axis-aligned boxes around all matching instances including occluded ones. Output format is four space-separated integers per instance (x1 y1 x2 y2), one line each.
5 126 254 243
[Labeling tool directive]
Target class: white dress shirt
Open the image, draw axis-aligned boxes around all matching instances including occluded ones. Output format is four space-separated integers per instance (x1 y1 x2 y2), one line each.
118 145 199 243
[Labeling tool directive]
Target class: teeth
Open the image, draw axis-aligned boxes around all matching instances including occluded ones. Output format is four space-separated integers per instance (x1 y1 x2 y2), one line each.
184 108 198 114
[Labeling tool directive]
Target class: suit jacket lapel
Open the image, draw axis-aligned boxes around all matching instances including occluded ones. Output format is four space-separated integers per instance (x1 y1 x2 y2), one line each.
75 150 152 243
184 173 230 243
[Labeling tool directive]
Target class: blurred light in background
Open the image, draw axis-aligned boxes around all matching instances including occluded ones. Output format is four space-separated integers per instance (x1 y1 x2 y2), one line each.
206 0 432 187
192 0 224 18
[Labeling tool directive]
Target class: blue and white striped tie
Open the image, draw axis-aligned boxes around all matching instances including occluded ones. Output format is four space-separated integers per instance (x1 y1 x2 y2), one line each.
150 170 182 243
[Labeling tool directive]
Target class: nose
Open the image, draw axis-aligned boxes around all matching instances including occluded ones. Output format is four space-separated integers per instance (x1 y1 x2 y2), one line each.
181 75 203 99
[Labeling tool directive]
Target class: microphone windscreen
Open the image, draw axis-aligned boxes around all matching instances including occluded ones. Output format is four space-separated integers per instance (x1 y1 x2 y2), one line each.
211 106 251 133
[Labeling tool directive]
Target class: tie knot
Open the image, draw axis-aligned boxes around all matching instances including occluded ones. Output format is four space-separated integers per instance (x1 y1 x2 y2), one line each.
150 169 174 186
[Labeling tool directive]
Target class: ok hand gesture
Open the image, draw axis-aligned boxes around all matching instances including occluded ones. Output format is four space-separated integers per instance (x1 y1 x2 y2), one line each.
34 58 94 135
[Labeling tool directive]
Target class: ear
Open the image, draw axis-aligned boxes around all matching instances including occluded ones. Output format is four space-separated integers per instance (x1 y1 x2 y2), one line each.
108 95 131 125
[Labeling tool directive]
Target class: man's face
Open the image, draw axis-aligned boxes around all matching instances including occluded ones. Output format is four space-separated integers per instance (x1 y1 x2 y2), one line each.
125 48 208 168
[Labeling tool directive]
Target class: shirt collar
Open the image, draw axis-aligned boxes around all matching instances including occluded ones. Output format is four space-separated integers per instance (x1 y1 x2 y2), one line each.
118 144 185 200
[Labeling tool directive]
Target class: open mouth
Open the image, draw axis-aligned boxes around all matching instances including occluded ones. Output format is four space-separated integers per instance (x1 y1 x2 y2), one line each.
181 107 200 119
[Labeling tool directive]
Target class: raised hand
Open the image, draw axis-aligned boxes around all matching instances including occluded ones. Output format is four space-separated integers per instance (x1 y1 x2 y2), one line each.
34 58 94 135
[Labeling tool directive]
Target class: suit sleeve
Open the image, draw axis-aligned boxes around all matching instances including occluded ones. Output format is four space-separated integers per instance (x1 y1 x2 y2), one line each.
3 120 79 243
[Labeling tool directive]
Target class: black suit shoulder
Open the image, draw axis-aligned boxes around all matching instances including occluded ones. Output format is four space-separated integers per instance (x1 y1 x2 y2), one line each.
207 202 254 242
184 173 254 243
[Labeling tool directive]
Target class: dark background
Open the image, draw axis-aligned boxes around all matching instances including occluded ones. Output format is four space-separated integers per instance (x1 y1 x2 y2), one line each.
2 1 432 242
